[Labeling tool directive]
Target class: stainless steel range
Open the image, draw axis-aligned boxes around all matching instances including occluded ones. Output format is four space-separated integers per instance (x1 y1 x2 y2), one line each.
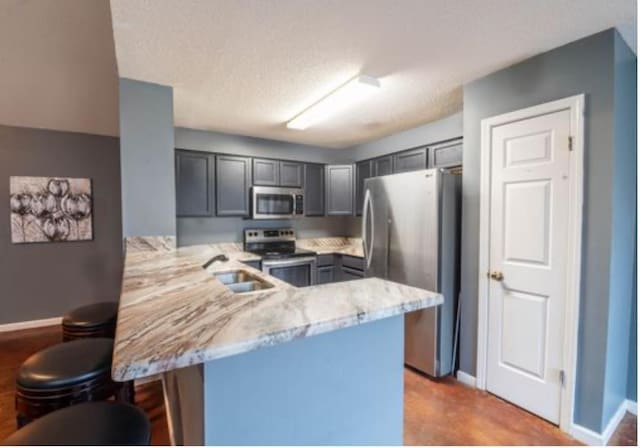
244 228 317 287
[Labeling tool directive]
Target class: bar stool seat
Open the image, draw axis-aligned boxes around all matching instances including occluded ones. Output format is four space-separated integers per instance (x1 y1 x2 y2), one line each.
15 338 128 427
62 302 118 341
17 338 113 389
3 402 150 446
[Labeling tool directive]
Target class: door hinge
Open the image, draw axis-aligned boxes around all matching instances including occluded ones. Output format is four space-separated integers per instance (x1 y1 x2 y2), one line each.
560 369 566 387
568 136 574 151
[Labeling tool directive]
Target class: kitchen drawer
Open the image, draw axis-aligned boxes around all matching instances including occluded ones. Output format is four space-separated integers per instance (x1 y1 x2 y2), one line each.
341 255 364 271
341 266 364 281
316 254 336 267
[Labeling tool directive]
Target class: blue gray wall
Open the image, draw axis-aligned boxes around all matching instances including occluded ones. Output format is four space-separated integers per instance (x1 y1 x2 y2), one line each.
460 29 635 433
175 127 350 164
606 32 637 416
628 257 637 402
347 112 462 162
0 125 123 324
119 78 176 238
203 316 404 445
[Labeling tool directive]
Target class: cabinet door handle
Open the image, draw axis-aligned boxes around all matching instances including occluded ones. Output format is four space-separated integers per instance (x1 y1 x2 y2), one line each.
489 271 504 281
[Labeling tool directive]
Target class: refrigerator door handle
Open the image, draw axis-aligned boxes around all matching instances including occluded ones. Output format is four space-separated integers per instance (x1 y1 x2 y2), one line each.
366 191 375 269
362 188 370 261
362 188 370 264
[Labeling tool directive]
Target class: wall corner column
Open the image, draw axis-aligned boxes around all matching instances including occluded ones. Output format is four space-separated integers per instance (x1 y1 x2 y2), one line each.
118 78 176 247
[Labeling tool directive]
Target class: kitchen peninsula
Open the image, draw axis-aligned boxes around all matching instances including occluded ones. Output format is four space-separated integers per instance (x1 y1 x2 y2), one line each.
112 237 443 445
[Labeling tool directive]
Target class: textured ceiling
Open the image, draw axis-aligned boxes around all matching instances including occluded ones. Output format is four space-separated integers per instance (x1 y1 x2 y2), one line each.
0 0 119 137
111 0 636 148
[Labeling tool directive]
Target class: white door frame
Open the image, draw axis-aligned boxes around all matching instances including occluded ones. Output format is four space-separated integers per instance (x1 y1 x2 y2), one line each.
476 94 585 433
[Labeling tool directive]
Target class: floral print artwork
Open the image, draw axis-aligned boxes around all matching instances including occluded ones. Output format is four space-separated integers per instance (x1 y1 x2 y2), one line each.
10 176 93 243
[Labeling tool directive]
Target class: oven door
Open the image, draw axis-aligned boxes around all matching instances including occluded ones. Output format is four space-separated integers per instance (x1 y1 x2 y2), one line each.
252 187 297 220
262 257 317 287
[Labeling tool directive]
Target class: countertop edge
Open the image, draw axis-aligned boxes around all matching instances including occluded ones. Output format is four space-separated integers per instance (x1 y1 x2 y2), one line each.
112 291 442 382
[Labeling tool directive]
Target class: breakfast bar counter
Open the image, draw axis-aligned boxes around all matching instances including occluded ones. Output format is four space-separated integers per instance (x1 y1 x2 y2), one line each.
113 237 443 445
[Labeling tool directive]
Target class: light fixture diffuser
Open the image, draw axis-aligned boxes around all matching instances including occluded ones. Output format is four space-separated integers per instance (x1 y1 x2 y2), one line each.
287 75 380 130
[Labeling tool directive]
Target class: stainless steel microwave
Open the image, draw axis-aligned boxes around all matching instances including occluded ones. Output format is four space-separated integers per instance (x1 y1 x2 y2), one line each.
251 186 304 219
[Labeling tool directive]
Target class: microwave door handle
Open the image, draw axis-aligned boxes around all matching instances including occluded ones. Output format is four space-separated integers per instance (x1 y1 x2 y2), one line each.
362 188 370 265
292 193 297 215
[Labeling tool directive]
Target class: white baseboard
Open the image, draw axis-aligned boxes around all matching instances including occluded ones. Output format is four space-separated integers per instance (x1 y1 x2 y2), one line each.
456 370 477 388
0 317 61 333
570 399 628 445
625 399 637 415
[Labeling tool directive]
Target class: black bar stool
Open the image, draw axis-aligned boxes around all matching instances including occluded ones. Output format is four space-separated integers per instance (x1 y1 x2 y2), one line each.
3 401 151 445
62 301 119 341
62 301 135 404
15 338 132 428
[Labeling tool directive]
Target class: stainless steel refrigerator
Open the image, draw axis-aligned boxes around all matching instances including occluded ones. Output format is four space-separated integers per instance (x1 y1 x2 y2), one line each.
362 168 460 377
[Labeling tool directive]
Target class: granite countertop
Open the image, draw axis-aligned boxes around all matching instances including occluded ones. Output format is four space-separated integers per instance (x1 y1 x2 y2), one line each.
112 237 442 382
297 237 364 257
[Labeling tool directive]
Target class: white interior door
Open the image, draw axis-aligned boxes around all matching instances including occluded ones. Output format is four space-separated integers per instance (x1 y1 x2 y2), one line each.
486 108 572 424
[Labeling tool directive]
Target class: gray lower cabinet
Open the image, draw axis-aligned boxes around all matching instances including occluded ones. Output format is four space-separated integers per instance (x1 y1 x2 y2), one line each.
269 264 311 287
429 139 463 168
253 158 279 186
373 155 393 176
393 147 427 173
355 160 373 216
175 149 215 217
317 254 364 284
280 161 304 187
216 155 252 216
326 164 354 216
317 265 335 284
304 163 325 216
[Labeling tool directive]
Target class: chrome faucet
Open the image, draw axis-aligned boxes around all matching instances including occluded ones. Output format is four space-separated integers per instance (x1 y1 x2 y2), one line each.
202 254 229 269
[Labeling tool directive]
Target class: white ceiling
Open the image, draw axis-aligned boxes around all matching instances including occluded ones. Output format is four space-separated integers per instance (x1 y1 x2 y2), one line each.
0 1 634 145
0 0 119 137
111 0 635 148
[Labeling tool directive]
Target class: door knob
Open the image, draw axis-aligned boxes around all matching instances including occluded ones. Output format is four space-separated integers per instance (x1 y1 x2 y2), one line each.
489 271 504 281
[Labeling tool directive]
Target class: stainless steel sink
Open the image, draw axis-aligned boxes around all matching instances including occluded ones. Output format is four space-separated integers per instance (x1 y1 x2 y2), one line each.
227 281 273 294
215 270 256 285
214 270 274 294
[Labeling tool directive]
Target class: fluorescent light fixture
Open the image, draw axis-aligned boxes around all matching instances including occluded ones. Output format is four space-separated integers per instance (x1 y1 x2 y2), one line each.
287 75 380 130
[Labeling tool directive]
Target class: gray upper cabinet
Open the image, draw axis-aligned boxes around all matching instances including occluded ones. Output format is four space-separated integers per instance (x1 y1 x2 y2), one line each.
429 138 463 168
326 164 354 216
373 155 393 177
304 163 325 216
393 147 427 173
175 149 215 217
355 160 373 216
216 155 252 216
253 158 303 187
253 158 279 186
280 161 304 187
